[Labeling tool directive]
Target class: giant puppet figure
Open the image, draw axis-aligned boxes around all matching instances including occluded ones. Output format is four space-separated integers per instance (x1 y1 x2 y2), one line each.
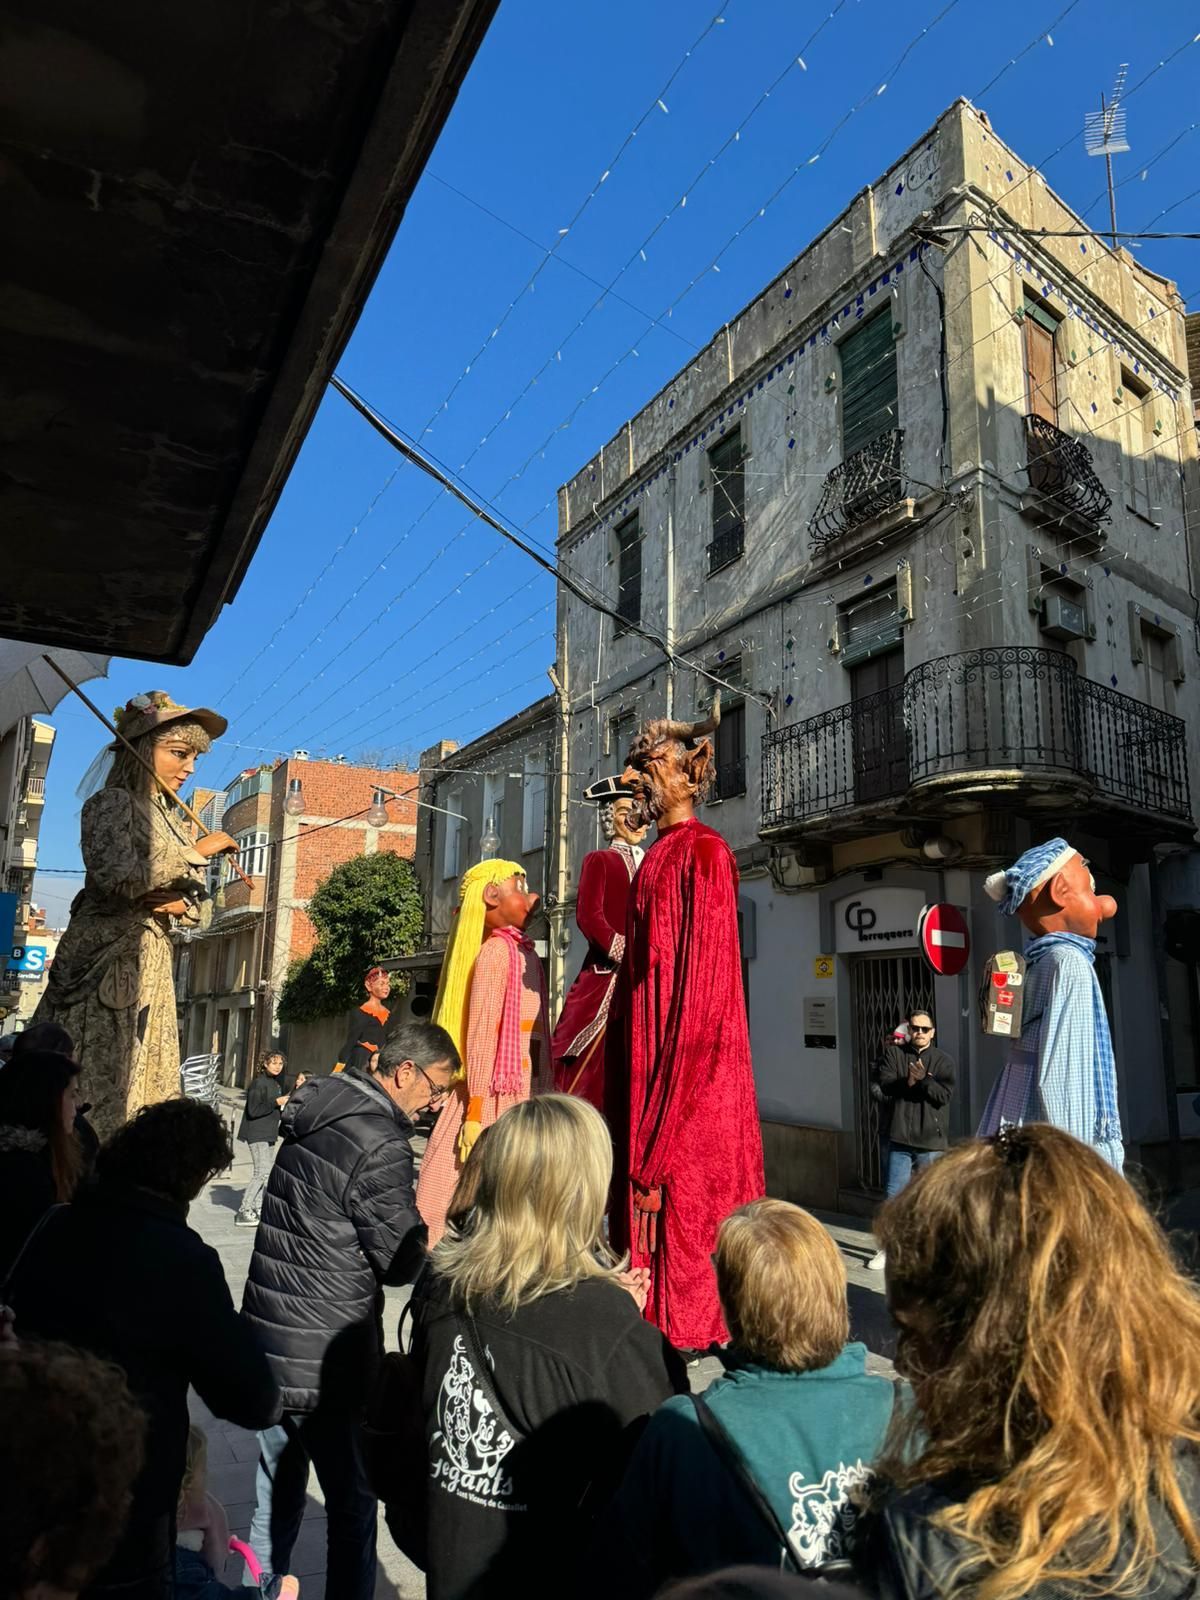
550 775 648 1112
34 691 236 1140
416 858 548 1244
979 837 1124 1171
611 700 765 1353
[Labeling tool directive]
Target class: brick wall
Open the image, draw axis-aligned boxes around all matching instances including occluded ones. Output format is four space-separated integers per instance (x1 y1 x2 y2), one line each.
261 759 419 966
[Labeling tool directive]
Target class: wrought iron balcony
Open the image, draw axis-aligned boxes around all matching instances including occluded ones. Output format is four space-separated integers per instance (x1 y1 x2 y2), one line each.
1023 413 1112 527
707 520 745 575
762 646 1190 833
810 428 906 550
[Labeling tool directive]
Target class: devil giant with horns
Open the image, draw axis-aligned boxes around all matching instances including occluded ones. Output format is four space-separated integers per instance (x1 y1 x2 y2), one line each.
608 697 765 1354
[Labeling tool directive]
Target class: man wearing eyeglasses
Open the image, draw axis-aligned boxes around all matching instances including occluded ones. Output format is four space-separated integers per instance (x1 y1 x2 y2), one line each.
242 1020 459 1599
867 1008 956 1271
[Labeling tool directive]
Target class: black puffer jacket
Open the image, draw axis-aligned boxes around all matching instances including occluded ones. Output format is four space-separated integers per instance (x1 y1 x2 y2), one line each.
241 1071 426 1413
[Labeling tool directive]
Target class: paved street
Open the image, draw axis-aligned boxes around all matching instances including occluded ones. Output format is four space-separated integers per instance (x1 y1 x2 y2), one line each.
189 1101 894 1599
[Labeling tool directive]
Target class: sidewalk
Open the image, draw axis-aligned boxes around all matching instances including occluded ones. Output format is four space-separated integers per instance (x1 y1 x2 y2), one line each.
189 1104 894 1600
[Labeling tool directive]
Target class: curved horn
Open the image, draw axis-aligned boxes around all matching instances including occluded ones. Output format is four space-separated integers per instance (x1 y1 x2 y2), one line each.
687 690 722 741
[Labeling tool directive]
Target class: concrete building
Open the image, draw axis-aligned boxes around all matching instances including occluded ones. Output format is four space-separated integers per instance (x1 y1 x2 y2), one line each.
0 718 56 1023
175 755 417 1084
408 696 560 1006
553 99 1200 1206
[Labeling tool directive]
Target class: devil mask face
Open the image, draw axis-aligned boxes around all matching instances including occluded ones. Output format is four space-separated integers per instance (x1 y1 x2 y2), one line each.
620 699 721 827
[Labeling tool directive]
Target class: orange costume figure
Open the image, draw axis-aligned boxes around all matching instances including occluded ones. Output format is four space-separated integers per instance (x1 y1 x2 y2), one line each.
330 966 391 1075
416 859 548 1245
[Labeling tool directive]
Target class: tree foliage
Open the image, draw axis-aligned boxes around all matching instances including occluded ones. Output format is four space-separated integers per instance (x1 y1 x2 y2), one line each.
278 851 424 1024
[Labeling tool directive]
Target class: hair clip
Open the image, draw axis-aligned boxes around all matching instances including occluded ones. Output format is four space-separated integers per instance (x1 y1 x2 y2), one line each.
992 1124 1032 1166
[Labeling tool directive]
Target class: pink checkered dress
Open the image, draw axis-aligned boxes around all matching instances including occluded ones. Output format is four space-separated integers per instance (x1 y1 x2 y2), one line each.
416 930 547 1245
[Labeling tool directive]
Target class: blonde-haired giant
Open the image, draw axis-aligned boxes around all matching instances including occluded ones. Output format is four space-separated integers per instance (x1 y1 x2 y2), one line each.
432 858 525 1068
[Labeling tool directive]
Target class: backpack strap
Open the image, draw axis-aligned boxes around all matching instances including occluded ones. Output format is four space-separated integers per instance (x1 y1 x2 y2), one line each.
458 1311 524 1446
691 1392 799 1572
2 1202 67 1305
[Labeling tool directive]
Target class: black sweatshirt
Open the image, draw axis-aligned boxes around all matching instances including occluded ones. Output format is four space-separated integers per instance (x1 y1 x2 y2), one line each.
238 1072 295 1144
410 1271 687 1600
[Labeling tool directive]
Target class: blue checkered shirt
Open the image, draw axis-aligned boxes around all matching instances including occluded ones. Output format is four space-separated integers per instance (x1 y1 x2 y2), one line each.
978 933 1124 1172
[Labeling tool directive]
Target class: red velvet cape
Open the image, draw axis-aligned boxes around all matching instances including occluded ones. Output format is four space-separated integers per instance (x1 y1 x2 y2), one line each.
609 816 765 1350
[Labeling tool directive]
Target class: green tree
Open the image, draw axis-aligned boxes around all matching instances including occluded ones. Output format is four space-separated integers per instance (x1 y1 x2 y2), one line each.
278 851 424 1024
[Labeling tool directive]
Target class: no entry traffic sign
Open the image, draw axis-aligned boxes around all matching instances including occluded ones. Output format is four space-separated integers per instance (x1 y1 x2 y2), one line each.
918 902 970 977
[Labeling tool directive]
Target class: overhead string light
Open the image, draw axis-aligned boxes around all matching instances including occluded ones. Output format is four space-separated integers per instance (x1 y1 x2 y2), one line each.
218 0 952 730
216 7 734 716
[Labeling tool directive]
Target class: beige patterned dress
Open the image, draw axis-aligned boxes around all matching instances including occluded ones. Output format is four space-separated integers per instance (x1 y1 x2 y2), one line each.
33 788 207 1140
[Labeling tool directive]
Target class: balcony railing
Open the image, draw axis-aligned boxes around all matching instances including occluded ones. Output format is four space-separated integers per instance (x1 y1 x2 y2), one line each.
24 775 45 801
810 428 906 550
1023 413 1112 527
707 520 745 575
762 646 1190 830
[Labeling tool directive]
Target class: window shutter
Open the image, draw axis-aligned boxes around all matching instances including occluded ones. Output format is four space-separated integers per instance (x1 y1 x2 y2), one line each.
840 313 898 456
1023 315 1058 422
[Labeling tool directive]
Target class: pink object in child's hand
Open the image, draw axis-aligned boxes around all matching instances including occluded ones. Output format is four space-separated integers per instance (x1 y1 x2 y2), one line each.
228 1538 261 1583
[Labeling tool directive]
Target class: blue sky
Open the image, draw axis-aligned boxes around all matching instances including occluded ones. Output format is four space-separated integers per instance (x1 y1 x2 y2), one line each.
33 0 1199 920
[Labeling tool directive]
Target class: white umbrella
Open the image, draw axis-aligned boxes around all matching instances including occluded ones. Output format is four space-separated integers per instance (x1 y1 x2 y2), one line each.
0 643 111 739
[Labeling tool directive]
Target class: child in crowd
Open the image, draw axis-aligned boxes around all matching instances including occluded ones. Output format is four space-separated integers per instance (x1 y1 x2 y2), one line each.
176 1426 298 1600
236 1051 300 1228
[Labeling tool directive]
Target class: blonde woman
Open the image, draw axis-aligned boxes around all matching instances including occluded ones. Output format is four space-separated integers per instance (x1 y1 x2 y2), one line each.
859 1124 1200 1600
33 691 235 1139
597 1199 895 1596
410 1093 687 1600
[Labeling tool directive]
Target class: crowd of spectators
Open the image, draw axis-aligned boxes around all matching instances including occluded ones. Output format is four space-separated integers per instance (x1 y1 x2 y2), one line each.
3 1022 1200 1600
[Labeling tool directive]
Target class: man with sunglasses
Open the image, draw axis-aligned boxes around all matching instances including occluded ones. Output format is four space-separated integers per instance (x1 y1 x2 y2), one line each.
242 1021 459 1600
867 1008 956 1270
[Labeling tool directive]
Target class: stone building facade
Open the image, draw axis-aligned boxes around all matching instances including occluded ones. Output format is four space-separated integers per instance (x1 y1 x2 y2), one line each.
553 99 1200 1205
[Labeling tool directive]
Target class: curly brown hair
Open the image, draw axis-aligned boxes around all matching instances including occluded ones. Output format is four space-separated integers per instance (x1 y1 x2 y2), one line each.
98 1098 232 1204
876 1125 1200 1600
0 1341 145 1598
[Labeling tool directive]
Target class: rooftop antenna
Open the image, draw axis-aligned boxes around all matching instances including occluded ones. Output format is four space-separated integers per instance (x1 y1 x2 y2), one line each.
1084 63 1129 250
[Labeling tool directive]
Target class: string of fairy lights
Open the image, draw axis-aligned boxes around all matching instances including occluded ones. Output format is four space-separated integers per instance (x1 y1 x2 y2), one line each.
221 0 1002 741
191 11 1200 788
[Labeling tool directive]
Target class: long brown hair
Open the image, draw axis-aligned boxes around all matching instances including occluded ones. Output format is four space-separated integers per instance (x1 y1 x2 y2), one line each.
0 1050 82 1201
876 1125 1200 1600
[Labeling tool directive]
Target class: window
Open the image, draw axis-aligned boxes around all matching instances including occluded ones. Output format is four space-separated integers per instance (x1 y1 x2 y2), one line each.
613 515 642 635
200 794 224 833
483 773 506 849
236 830 269 879
225 770 270 810
1022 297 1059 424
608 710 637 764
706 656 747 802
708 429 745 574
1120 369 1155 522
443 793 464 880
840 312 898 456
522 752 547 854
839 584 901 665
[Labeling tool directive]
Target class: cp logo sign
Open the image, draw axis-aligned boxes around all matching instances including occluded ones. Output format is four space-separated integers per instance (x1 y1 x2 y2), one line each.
844 900 877 936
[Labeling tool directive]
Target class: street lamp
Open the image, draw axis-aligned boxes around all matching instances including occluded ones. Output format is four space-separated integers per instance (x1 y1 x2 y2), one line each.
284 777 305 817
480 815 500 858
366 789 389 828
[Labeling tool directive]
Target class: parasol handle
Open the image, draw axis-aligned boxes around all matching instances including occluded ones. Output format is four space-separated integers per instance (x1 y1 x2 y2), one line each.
41 656 254 889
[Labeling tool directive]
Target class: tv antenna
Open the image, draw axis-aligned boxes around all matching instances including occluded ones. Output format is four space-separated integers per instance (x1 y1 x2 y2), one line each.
1084 63 1130 249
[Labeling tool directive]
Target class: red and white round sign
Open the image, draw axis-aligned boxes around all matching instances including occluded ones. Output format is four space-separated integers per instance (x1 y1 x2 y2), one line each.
917 902 970 977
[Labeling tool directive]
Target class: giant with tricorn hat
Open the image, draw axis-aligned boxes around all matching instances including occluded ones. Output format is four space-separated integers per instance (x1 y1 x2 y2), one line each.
32 689 239 1139
549 772 648 1112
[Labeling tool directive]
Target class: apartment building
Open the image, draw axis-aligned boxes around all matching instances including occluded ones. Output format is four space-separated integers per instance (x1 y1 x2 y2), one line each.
553 99 1200 1204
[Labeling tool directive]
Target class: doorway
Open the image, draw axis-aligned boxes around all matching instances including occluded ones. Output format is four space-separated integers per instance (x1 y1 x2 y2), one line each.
849 647 906 805
849 953 935 1191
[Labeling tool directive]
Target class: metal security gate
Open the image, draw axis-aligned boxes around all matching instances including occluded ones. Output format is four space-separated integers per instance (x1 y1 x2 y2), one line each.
850 954 936 1192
